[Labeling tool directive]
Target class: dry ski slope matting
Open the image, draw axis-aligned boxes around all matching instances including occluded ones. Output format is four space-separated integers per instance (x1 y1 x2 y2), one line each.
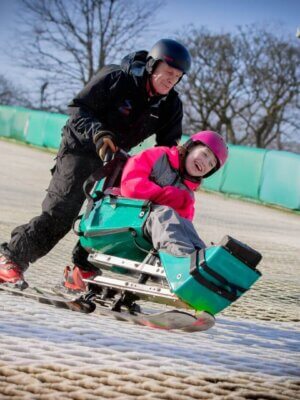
0 140 299 399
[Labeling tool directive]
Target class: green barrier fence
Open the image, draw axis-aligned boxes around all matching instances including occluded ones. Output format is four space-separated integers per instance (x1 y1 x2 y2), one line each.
202 145 268 196
43 113 68 148
259 150 300 210
0 105 17 138
25 110 48 147
0 105 299 211
10 107 31 142
201 163 226 192
220 146 267 199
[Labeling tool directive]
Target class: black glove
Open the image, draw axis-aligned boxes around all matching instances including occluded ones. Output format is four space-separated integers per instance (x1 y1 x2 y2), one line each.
93 131 118 161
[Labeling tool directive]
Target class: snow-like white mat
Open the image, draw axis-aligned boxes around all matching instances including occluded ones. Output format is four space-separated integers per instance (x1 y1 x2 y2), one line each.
1 294 299 377
0 141 299 399
0 293 299 399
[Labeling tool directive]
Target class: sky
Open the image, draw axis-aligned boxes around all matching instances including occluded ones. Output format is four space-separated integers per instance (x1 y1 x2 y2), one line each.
157 0 299 36
0 0 299 93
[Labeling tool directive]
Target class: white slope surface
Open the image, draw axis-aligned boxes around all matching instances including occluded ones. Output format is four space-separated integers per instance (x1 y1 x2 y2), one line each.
0 293 299 378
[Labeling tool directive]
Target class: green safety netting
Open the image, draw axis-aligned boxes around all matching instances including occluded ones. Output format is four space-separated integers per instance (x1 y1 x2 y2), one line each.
259 150 300 210
10 107 31 142
131 135 155 155
220 146 267 199
0 106 17 138
43 113 68 148
201 164 226 192
25 110 48 147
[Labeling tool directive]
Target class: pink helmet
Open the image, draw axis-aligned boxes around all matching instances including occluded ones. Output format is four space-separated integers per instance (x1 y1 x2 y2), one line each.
185 131 228 171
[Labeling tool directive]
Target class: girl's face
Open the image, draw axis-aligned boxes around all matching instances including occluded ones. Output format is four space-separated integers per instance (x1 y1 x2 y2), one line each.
185 145 217 177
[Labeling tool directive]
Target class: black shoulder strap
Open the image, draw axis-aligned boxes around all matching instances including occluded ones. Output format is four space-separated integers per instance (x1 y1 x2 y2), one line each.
190 250 244 302
83 152 128 218
84 152 128 198
198 249 247 295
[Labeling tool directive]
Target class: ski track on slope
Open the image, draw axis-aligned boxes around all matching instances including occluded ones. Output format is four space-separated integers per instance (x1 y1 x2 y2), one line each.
1 293 299 379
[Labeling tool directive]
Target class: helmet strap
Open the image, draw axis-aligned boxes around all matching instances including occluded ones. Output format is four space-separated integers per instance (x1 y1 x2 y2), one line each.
145 58 157 74
146 77 159 97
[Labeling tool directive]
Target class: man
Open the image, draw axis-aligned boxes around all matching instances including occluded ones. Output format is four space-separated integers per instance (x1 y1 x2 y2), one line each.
0 38 191 291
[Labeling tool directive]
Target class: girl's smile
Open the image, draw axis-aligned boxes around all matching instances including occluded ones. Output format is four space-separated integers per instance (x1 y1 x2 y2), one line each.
185 145 217 177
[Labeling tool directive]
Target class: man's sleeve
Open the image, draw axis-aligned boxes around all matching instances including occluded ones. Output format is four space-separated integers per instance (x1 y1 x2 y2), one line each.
155 96 183 147
66 69 125 148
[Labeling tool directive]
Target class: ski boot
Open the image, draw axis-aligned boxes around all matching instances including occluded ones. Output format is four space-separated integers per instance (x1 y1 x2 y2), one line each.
0 254 28 290
62 265 100 293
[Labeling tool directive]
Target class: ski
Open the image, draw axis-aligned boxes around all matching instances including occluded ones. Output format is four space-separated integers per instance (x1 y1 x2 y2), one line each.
38 286 216 331
0 284 95 313
0 284 215 331
110 309 215 332
48 285 215 331
54 283 216 331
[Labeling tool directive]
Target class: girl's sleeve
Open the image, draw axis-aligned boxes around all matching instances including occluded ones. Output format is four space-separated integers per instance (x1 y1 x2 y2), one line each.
120 149 193 213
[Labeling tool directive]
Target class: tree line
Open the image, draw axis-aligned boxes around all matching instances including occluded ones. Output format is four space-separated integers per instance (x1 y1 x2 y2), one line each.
180 26 299 150
1 0 299 151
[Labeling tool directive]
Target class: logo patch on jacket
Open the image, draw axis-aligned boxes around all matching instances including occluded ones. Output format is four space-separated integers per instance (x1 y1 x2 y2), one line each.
118 99 132 116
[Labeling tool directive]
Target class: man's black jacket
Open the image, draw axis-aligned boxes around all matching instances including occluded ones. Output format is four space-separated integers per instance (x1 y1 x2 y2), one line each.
64 51 183 153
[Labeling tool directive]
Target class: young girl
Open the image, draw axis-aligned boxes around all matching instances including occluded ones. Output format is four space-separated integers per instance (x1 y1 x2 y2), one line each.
120 131 228 257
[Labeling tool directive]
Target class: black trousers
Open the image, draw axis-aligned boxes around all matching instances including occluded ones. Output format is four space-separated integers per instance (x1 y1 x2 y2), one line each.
1 137 103 271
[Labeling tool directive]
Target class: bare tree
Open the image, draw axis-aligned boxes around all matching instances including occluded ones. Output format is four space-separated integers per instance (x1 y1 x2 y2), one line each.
0 75 33 107
13 0 163 110
240 26 300 149
179 28 244 144
180 26 300 150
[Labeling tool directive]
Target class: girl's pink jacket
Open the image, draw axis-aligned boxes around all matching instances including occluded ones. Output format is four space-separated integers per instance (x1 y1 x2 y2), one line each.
120 146 200 221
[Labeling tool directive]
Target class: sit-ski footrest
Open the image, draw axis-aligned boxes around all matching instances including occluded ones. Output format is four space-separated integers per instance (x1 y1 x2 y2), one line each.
84 275 188 309
88 252 166 278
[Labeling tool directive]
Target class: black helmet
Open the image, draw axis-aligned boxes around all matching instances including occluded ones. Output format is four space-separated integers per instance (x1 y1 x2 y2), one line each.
147 39 192 75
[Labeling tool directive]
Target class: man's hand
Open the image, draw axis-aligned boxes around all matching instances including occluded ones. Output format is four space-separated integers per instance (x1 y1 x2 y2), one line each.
98 136 118 161
94 132 118 161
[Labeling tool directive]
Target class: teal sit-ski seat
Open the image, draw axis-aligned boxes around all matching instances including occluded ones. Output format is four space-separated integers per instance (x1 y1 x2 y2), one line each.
79 194 151 261
76 152 152 262
76 153 262 315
